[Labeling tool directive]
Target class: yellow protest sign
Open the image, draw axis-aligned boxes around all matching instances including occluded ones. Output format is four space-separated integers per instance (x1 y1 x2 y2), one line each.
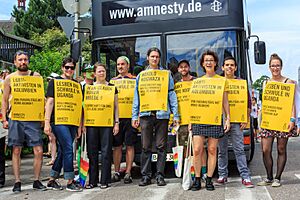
84 84 115 127
175 81 192 125
138 70 169 112
54 79 82 126
190 78 226 125
227 79 248 123
112 79 135 118
0 82 3 120
261 82 295 132
10 76 44 121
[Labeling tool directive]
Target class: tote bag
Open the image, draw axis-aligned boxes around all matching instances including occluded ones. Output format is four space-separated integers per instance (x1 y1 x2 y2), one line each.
172 126 184 177
79 133 89 187
182 131 195 190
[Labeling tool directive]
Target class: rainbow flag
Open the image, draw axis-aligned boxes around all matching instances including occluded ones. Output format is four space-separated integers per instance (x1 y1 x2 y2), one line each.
191 166 195 181
79 157 89 187
173 153 179 169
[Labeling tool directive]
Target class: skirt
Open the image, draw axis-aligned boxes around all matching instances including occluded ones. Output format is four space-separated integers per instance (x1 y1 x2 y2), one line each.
258 127 298 138
192 124 224 139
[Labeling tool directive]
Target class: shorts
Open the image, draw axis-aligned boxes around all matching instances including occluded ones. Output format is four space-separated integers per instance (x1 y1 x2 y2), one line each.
113 118 137 147
177 125 189 147
8 120 43 147
252 118 258 130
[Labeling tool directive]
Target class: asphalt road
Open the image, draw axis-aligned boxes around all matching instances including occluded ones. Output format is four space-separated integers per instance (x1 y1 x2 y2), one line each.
1 137 300 200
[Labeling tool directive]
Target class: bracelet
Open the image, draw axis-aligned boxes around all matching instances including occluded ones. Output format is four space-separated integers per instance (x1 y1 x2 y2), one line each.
290 117 296 123
115 121 119 124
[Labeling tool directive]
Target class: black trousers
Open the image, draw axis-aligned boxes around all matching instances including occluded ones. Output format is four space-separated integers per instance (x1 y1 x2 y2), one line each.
0 137 5 185
140 116 168 178
86 127 113 185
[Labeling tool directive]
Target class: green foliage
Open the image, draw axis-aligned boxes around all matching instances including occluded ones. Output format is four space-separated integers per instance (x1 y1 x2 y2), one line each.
12 0 67 39
252 75 270 100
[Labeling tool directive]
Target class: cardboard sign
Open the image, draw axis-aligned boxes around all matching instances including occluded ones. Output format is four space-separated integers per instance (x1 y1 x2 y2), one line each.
190 78 226 125
84 84 115 127
138 70 169 112
175 81 192 125
227 79 248 123
261 81 295 132
11 76 45 121
54 80 82 126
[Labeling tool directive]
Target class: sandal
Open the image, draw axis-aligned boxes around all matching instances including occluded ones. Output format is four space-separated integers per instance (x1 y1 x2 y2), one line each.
43 152 51 158
100 184 111 189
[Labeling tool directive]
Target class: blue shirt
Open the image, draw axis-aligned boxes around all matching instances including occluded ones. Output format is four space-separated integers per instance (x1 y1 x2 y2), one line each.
132 67 179 121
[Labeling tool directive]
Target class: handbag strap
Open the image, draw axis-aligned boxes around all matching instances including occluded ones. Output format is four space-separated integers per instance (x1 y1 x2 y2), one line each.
176 126 180 146
185 130 193 158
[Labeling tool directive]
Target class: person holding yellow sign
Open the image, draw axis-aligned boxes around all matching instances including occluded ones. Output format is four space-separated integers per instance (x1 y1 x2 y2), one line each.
257 54 296 187
217 56 253 188
44 57 83 192
190 50 230 191
110 56 137 184
132 47 179 187
84 63 119 189
1 51 46 192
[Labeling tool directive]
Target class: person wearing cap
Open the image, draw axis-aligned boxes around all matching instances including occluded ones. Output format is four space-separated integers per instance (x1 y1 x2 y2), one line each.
132 47 179 187
80 64 95 88
110 56 137 184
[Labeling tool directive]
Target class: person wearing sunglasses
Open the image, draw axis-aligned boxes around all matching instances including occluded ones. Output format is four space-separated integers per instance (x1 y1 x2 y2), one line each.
44 57 83 192
1 51 47 192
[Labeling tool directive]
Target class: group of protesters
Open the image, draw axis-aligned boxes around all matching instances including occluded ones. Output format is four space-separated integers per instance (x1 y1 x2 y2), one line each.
0 48 299 193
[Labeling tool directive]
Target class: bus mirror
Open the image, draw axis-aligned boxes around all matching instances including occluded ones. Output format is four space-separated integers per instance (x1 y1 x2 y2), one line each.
254 41 266 64
71 39 81 63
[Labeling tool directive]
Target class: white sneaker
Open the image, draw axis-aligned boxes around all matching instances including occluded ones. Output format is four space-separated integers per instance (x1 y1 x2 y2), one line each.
271 179 281 187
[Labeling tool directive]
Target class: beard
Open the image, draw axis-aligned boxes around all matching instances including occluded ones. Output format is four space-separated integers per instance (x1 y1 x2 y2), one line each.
17 65 29 72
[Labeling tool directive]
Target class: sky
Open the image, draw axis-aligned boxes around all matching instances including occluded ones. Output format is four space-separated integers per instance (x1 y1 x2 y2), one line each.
1 0 300 82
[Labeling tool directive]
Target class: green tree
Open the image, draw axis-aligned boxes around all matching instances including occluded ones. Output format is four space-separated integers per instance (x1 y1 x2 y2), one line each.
12 0 67 39
252 75 270 100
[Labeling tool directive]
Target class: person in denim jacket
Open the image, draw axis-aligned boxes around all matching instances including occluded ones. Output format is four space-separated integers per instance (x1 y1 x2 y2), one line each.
132 47 179 187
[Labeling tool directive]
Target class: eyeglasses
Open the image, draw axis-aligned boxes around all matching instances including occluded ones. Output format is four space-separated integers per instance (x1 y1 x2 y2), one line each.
204 59 215 63
64 65 75 70
270 64 281 68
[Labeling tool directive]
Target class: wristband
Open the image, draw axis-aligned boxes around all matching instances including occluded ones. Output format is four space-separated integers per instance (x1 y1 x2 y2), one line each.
115 121 119 124
290 117 295 123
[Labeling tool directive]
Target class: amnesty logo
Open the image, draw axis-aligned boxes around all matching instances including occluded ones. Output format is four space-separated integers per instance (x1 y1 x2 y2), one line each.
211 0 222 12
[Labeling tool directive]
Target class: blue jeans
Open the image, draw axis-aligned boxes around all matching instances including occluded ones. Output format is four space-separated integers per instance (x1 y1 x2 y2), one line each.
218 123 251 179
50 125 77 180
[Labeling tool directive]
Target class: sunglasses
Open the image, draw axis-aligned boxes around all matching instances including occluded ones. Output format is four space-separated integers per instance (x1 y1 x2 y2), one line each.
64 65 75 70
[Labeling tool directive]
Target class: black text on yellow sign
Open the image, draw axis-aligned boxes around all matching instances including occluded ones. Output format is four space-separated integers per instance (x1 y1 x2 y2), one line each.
138 70 169 112
227 79 248 123
190 78 226 125
84 84 115 127
261 82 295 132
112 79 135 118
175 81 192 125
54 80 82 126
11 76 45 121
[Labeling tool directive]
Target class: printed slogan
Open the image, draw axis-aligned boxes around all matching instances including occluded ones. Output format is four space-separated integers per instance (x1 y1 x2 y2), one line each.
175 81 192 125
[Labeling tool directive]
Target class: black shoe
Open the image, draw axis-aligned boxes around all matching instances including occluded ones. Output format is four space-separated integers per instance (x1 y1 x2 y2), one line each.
66 181 82 192
33 180 47 191
47 179 63 190
112 172 121 182
139 177 151 187
0 183 4 188
12 182 21 193
156 175 166 186
206 180 215 191
191 178 201 191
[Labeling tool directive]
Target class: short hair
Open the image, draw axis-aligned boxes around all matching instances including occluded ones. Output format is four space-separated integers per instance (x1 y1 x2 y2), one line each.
93 62 107 72
14 50 29 61
117 56 130 65
269 53 282 67
200 50 219 72
147 47 161 57
62 57 76 67
223 56 237 66
178 59 190 67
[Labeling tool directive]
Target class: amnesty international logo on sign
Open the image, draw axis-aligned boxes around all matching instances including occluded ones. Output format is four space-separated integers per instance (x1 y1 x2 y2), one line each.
84 84 115 127
190 78 225 125
227 79 248 123
11 76 44 121
54 80 82 126
112 79 135 118
138 70 169 112
175 81 192 125
261 82 295 132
